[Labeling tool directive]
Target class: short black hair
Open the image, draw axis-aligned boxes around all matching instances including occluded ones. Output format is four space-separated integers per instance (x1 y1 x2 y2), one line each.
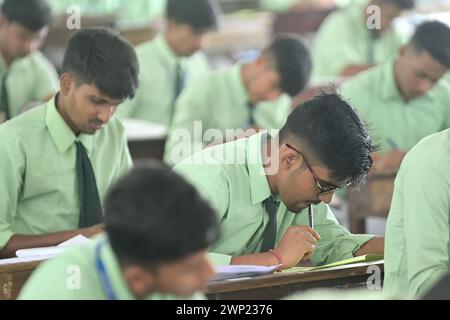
383 0 415 10
62 27 139 100
104 162 219 266
279 92 376 188
410 20 450 69
265 33 312 97
166 0 219 31
1 0 52 32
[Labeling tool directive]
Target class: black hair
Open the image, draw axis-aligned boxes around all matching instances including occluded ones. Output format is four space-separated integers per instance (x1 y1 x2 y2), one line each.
62 27 139 100
421 273 450 300
410 20 450 69
383 0 415 10
166 0 219 31
279 92 376 188
265 33 312 97
1 0 52 32
104 162 219 266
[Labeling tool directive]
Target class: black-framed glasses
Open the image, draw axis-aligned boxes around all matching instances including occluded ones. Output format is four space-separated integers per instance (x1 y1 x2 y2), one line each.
285 144 351 196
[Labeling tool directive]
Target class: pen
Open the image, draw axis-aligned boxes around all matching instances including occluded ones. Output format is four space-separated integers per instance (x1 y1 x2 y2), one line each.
308 204 314 229
387 138 399 150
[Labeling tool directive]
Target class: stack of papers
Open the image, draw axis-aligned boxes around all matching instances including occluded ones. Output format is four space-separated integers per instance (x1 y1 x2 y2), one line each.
210 265 281 281
283 254 384 273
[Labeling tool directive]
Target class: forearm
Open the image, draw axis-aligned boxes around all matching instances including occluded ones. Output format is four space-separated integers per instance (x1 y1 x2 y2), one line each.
0 225 103 259
339 64 374 77
230 252 280 268
354 236 384 256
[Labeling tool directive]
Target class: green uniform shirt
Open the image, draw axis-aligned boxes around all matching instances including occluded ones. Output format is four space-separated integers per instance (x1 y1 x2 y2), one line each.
19 235 204 300
116 34 210 126
384 129 450 297
164 64 292 166
341 60 450 152
0 51 59 119
174 132 374 266
0 96 132 250
312 0 404 78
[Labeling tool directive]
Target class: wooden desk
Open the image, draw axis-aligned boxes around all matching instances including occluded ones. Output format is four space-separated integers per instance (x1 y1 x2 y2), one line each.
122 119 167 161
1 259 383 300
348 171 397 234
206 261 384 300
272 7 336 36
0 260 42 300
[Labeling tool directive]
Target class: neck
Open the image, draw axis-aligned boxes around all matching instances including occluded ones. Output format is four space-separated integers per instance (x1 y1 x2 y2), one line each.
393 59 410 102
163 32 182 58
55 93 81 136
0 46 14 68
261 137 279 195
241 63 255 103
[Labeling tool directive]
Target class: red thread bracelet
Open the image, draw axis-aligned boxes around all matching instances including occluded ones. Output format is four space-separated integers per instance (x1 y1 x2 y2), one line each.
268 249 283 271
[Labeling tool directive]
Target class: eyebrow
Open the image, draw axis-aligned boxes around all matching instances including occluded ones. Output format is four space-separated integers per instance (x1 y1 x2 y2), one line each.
90 95 123 105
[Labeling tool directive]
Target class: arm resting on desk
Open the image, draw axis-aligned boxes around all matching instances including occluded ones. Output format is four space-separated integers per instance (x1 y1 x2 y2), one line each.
0 224 104 259
354 236 384 256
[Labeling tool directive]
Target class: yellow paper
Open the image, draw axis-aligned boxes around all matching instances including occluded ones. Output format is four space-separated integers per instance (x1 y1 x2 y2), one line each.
282 254 384 273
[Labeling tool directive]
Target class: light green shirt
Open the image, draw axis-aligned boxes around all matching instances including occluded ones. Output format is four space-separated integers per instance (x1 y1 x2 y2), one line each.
384 129 450 297
174 132 374 266
0 51 59 119
312 0 405 78
116 35 210 126
341 60 450 152
19 235 204 300
0 96 132 250
164 64 292 166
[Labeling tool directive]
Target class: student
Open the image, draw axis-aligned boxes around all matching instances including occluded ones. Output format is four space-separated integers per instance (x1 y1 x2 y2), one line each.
384 129 450 297
341 21 450 171
0 0 59 123
313 0 414 78
174 93 384 268
0 27 139 258
116 0 218 126
260 0 336 12
19 164 219 300
164 33 311 166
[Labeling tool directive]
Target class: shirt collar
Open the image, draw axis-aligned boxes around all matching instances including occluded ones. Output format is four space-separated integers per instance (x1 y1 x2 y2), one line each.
246 132 273 205
45 94 94 154
229 63 251 105
154 33 181 67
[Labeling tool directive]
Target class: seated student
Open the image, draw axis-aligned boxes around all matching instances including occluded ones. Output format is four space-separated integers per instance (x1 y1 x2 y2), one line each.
19 164 219 300
116 0 218 126
174 93 384 268
0 0 59 123
384 129 450 297
260 0 336 12
0 27 139 258
313 0 415 78
164 34 311 166
341 21 450 171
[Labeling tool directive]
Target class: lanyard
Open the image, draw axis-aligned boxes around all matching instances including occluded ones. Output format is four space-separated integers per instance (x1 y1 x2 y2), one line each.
95 240 118 300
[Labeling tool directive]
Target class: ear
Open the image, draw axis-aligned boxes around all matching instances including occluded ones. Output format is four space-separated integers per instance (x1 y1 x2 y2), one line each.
280 147 300 170
123 265 154 299
398 44 408 58
0 15 9 29
59 73 74 96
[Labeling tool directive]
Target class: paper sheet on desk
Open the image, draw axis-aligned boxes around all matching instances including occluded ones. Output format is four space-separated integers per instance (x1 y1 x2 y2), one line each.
282 254 384 273
210 265 281 281
14 235 93 259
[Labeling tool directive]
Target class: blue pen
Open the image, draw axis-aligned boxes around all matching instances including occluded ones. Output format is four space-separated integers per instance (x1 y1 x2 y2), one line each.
387 138 399 150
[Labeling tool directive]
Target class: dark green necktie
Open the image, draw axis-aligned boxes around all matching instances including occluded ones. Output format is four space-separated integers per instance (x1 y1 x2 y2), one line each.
169 62 185 125
0 71 10 122
260 196 280 252
76 142 103 228
247 101 256 128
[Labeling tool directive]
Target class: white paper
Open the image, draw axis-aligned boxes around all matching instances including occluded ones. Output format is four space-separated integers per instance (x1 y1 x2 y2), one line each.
122 119 167 141
14 235 92 259
0 255 57 266
209 265 281 282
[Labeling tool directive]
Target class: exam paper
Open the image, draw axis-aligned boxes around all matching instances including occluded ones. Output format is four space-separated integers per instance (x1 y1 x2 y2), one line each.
210 264 281 281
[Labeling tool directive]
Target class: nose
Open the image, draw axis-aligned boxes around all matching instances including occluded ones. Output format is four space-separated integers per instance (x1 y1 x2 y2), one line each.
318 192 334 204
201 259 216 283
97 106 116 124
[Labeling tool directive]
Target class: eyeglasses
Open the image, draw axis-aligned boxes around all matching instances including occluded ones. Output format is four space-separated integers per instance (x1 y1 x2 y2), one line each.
285 144 351 196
